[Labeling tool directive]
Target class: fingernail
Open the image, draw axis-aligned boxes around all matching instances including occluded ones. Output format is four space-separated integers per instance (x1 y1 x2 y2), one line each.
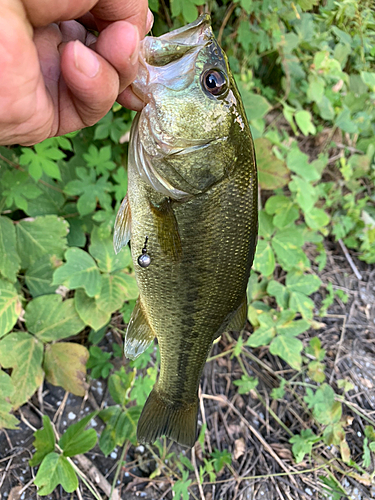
146 9 154 33
130 25 140 66
73 40 99 78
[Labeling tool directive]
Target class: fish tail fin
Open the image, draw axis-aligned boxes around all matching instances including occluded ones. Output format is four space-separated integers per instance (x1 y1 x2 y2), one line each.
137 388 199 448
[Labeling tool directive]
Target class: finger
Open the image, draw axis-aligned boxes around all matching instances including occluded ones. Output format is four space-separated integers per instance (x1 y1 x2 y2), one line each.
91 0 149 37
95 21 139 95
117 87 144 112
20 0 98 27
59 40 119 133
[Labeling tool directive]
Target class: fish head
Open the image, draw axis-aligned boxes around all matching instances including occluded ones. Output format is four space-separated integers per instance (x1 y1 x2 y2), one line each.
131 15 250 198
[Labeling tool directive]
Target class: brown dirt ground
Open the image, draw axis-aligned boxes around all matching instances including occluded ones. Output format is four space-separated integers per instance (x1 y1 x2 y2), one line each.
1 240 375 500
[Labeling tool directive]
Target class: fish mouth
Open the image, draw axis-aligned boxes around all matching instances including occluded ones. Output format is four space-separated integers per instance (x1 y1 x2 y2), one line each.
132 15 214 103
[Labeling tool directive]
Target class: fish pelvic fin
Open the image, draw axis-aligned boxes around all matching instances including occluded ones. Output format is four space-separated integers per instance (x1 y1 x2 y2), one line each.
125 298 155 360
137 388 199 448
113 194 131 255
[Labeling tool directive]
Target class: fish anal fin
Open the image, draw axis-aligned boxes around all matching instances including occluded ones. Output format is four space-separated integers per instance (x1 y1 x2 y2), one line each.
151 198 182 262
227 296 248 332
114 194 132 255
137 388 199 448
125 298 155 360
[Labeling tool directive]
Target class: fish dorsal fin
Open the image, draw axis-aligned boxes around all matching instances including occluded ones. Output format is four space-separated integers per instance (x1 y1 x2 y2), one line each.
125 298 155 360
151 198 182 262
113 194 131 255
227 295 248 332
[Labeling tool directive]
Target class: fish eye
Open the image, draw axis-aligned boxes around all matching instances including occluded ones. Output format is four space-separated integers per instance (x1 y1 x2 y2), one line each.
202 69 228 97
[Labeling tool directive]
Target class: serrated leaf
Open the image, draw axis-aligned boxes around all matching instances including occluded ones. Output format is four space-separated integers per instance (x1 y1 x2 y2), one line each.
16 215 68 270
255 138 290 189
75 289 111 331
53 248 102 297
89 227 132 273
289 429 319 463
25 295 85 342
43 342 89 397
0 217 20 283
1 170 42 212
25 256 61 297
253 240 275 276
286 271 321 295
269 335 303 370
34 453 78 495
108 367 135 406
0 370 19 429
0 332 44 408
59 413 97 457
29 415 55 466
233 375 258 394
0 279 21 338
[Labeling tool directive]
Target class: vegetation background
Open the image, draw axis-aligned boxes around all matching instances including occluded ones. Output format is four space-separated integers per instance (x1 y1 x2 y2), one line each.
0 0 374 498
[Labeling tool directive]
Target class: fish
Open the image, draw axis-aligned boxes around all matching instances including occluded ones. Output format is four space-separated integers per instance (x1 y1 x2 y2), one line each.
113 14 258 448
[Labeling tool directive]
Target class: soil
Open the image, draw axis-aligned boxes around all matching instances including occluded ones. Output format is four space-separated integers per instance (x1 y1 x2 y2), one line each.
1 241 375 500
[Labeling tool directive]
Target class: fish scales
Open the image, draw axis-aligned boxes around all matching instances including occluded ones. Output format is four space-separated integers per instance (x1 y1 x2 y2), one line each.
114 15 258 447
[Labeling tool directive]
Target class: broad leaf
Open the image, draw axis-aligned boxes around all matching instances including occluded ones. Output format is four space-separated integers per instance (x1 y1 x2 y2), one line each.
59 412 97 457
253 240 275 276
286 271 321 295
269 335 303 370
287 148 320 182
75 289 111 330
0 370 19 429
25 295 85 342
34 452 78 496
108 367 135 406
289 291 315 319
255 138 290 190
25 256 61 297
0 279 21 338
0 332 44 408
43 343 89 397
16 215 68 270
53 247 102 297
239 87 272 121
29 415 56 466
96 271 138 314
89 227 132 273
247 314 276 347
0 216 20 283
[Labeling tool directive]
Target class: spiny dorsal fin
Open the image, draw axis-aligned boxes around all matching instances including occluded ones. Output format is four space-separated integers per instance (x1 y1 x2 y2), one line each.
227 295 248 332
151 198 182 262
125 298 155 360
113 194 131 255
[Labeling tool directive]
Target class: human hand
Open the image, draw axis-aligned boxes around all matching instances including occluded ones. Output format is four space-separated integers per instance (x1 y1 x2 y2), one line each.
0 0 152 146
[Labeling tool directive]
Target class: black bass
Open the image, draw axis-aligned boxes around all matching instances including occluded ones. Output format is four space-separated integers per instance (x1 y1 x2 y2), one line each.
114 15 257 447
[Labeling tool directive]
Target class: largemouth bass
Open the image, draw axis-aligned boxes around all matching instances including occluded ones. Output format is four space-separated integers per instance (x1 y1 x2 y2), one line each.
114 15 257 447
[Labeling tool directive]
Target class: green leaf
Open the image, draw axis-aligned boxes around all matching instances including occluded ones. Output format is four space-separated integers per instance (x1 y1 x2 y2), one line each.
34 453 78 495
271 229 307 271
87 346 113 379
1 170 42 212
0 370 19 429
108 367 135 406
53 247 102 297
89 227 132 273
289 176 318 213
289 291 315 319
287 148 320 182
258 210 274 239
271 379 286 400
295 110 316 136
286 271 321 295
269 335 303 370
0 279 21 338
25 256 61 297
238 86 272 121
253 240 275 276
172 470 191 500
267 281 289 310
308 360 326 383
43 342 89 397
25 295 85 341
265 196 299 229
276 318 310 336
20 140 64 181
304 384 342 425
25 179 65 217
16 215 68 270
0 217 20 283
255 138 290 190
289 429 319 463
233 375 258 394
304 207 330 230
361 71 375 92
0 332 44 408
75 289 111 331
83 145 116 174
59 413 97 457
29 415 56 466
247 314 276 347
211 448 232 473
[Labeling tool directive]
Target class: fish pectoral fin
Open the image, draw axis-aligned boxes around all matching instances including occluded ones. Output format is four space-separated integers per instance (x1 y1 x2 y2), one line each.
151 198 182 262
137 388 199 448
124 298 155 360
113 194 132 255
227 295 248 332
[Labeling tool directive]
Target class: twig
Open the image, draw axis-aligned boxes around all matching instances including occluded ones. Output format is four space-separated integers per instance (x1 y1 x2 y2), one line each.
329 314 347 384
218 2 236 44
338 239 362 280
192 445 205 500
109 442 129 499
